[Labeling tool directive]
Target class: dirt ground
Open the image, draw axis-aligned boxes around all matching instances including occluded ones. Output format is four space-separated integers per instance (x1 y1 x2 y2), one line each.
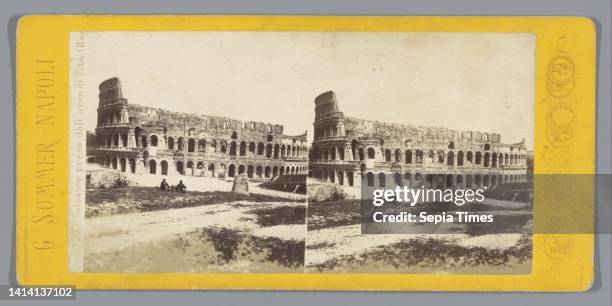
83 166 306 273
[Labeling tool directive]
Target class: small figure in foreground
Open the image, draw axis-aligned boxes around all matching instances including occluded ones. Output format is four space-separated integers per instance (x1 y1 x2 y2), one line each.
160 178 170 191
176 180 187 193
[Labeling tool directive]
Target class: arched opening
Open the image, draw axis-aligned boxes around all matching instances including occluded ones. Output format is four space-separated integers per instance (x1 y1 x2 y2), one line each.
264 166 271 178
446 175 454 187
367 147 376 159
176 161 184 175
161 160 168 175
208 163 215 177
394 173 403 186
405 150 412 164
167 137 174 149
378 173 386 187
149 160 157 174
120 158 126 172
249 142 256 154
437 151 445 164
177 137 184 151
366 172 375 187
351 139 358 160
257 142 264 155
187 138 195 152
256 166 263 178
385 149 392 162
484 152 490 167
338 147 345 160
240 141 247 156
394 149 401 162
358 148 365 161
347 171 354 186
492 153 498 168
247 165 254 178
273 144 279 159
447 151 454 166
231 131 238 139
134 127 142 147
467 151 473 163
337 171 344 185
129 159 136 173
416 150 424 163
457 151 464 166
280 166 285 175
198 139 206 152
238 164 245 175
404 172 412 187
273 166 279 177
150 135 158 147
186 161 194 175
141 135 148 148
228 164 236 177
229 142 237 156
121 134 128 147
266 144 272 158
475 152 482 165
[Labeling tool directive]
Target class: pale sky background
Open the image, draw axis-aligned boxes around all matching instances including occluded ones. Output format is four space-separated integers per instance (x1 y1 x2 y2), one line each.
73 31 535 148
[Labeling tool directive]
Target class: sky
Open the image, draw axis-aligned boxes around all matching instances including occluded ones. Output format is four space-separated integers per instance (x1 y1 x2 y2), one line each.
71 31 535 148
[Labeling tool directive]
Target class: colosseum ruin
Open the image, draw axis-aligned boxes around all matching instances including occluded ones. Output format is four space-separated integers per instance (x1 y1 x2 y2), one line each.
309 91 529 189
94 77 309 179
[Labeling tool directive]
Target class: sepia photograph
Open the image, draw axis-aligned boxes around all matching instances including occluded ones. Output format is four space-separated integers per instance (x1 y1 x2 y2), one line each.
69 31 535 274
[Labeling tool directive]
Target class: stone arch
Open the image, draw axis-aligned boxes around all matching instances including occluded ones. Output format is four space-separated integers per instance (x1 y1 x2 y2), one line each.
394 172 403 186
238 164 245 175
121 134 128 147
273 165 279 177
167 137 174 149
150 135 158 147
149 159 157 174
437 150 445 164
228 164 236 177
457 151 464 166
141 135 148 148
257 142 264 155
198 139 206 152
447 151 454 166
384 149 392 162
274 144 280 159
120 157 126 172
208 163 215 177
475 152 482 165
358 148 365 161
347 171 354 186
264 166 271 178
129 158 136 173
247 165 254 178
405 150 412 164
467 151 473 164
367 147 376 159
249 142 256 154
256 165 263 178
240 141 247 156
484 152 490 167
492 152 498 168
366 172 375 187
378 173 386 187
351 139 358 160
337 170 344 185
187 138 196 152
177 137 184 151
161 160 168 175
266 143 273 158
186 161 194 175
394 149 402 162
280 166 285 175
229 141 237 156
